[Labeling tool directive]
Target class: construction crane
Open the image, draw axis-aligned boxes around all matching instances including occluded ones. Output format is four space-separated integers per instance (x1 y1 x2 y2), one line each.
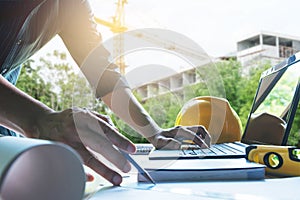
94 0 210 75
94 0 128 74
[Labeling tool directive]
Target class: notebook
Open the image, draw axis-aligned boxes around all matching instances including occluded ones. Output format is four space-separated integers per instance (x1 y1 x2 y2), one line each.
148 52 300 160
137 158 266 182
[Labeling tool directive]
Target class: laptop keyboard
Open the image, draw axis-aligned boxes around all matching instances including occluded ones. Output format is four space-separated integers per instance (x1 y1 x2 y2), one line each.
134 143 154 155
182 143 246 157
135 142 247 159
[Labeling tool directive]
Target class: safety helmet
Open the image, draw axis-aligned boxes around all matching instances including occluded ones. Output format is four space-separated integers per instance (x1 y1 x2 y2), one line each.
175 96 242 144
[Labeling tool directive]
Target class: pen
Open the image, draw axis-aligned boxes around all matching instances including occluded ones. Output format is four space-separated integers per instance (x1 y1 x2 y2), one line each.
119 149 156 184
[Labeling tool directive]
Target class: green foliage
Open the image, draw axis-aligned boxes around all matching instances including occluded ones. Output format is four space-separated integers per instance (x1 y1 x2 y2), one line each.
17 50 107 113
213 59 243 112
110 114 148 144
132 59 300 145
16 52 299 145
110 91 184 143
237 64 275 135
16 60 59 109
143 93 183 128
194 63 227 98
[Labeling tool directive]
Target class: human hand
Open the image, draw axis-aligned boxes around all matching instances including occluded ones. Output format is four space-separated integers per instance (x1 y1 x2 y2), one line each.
34 107 136 186
148 125 211 150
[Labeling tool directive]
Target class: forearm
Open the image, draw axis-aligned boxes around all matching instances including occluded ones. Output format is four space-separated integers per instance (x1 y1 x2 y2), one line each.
0 75 53 137
102 88 161 140
80 45 161 139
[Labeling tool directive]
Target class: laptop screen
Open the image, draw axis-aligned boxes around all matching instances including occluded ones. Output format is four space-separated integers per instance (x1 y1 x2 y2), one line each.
242 54 300 145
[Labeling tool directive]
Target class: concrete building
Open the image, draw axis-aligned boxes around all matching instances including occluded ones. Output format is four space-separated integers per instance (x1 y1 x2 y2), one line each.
133 31 300 101
134 67 202 101
237 31 300 72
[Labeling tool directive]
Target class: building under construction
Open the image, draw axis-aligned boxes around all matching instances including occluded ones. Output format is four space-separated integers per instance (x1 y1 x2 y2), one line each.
237 31 300 71
133 31 300 101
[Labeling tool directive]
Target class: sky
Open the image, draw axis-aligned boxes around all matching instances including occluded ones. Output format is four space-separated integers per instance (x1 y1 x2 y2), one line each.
90 0 300 57
32 0 300 85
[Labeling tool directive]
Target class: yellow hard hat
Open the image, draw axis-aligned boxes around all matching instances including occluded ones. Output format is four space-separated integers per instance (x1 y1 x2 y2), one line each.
175 96 242 144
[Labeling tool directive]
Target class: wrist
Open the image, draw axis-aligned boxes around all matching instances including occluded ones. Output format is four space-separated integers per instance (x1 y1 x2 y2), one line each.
142 126 162 143
25 108 54 139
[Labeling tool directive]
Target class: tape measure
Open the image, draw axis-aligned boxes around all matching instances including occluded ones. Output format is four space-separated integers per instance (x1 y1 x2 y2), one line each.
246 145 300 177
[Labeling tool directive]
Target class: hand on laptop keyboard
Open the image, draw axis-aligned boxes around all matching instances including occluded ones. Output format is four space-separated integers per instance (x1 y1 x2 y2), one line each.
148 125 211 150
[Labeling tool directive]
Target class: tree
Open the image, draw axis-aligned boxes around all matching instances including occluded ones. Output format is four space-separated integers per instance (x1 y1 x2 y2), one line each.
185 59 248 126
16 52 299 145
288 102 300 147
16 60 59 109
235 62 272 126
17 51 107 113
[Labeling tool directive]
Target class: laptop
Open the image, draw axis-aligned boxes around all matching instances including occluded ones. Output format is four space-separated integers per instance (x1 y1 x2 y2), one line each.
147 52 300 160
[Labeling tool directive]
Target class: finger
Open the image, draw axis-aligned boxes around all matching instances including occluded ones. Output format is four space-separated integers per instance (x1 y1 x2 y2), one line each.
91 111 117 129
186 126 211 147
90 122 136 153
154 136 181 150
102 128 136 153
104 130 136 153
86 156 123 186
85 172 94 182
78 128 132 173
78 112 136 153
182 127 209 148
162 126 209 148
186 126 210 138
84 110 118 133
95 118 136 153
160 126 189 138
77 145 123 186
